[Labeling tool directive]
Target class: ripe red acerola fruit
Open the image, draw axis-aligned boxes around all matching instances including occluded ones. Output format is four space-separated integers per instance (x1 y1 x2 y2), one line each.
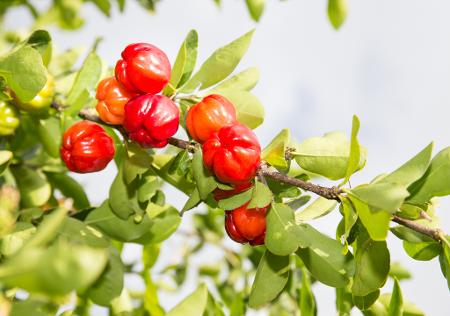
95 76 137 125
61 121 115 173
225 202 269 246
115 43 171 94
123 94 180 148
186 94 237 144
202 123 261 184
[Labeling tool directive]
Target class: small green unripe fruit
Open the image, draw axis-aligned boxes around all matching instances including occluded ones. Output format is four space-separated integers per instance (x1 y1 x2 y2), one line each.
0 101 19 135
17 73 55 112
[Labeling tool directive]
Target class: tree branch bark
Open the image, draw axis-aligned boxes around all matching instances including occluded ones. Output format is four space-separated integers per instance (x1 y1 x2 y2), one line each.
78 112 447 244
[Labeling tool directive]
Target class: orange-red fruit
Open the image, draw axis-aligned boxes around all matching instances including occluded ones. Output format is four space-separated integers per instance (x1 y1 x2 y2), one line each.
95 76 137 125
213 182 253 201
203 123 261 185
115 43 171 94
186 94 237 144
61 121 115 173
225 202 268 246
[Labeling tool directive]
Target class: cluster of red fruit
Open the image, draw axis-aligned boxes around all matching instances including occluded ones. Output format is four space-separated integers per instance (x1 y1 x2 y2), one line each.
60 43 268 246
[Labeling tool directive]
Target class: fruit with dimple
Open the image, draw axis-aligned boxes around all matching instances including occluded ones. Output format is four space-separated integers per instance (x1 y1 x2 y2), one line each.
186 94 237 144
16 73 54 112
115 43 171 94
225 202 268 246
95 76 137 125
60 121 115 173
123 94 180 148
0 101 19 136
202 123 261 184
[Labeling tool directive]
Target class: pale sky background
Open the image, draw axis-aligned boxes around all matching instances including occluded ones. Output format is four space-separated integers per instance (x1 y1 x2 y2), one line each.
4 0 450 315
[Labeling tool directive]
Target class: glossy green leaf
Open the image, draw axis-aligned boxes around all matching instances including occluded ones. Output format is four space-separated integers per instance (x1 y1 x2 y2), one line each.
218 89 264 129
408 147 450 205
123 142 153 184
109 165 139 219
340 197 358 245
91 0 111 16
328 0 348 29
439 243 450 289
164 29 198 95
0 150 12 175
182 188 202 212
403 240 441 261
390 226 434 243
192 150 217 200
349 196 390 241
0 241 108 295
352 230 390 296
248 251 290 308
138 204 180 244
66 52 102 115
209 67 260 93
353 290 380 311
166 283 208 316
299 267 316 316
365 293 424 316
0 46 47 102
46 172 90 209
37 116 61 158
150 154 195 195
261 129 290 171
245 0 265 22
295 197 337 222
248 181 273 209
10 165 51 208
336 286 353 316
22 30 52 66
266 203 300 255
0 222 36 257
181 30 255 92
341 115 364 185
387 278 403 316
86 200 152 243
86 247 124 306
218 188 253 210
296 224 354 288
293 131 365 180
350 182 409 213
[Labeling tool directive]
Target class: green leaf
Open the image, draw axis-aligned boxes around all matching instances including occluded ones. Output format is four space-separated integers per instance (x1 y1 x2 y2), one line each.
218 89 264 129
248 181 273 209
388 278 403 316
166 283 208 316
86 247 124 306
390 226 434 243
150 154 195 195
37 116 62 158
266 203 300 255
349 196 390 241
439 243 450 289
0 222 36 257
353 290 380 311
408 147 450 205
123 142 153 184
299 267 316 316
293 131 365 180
403 240 441 261
90 0 111 16
109 165 139 219
339 197 358 245
10 300 49 316
66 52 102 115
349 182 409 213
182 188 202 213
0 150 13 175
138 204 180 244
245 0 265 22
209 67 260 93
336 286 353 316
218 188 253 210
389 262 411 281
0 241 108 295
86 200 153 243
181 30 255 92
295 197 337 222
0 46 47 102
341 115 364 185
24 208 69 249
46 172 90 209
192 150 217 200
328 0 348 29
261 129 290 171
23 30 52 66
248 251 290 308
296 224 354 288
163 29 198 95
10 165 51 208
352 230 390 296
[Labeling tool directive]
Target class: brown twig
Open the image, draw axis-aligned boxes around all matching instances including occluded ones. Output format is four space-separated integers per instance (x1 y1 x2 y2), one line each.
78 109 127 137
167 137 197 153
392 215 445 243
